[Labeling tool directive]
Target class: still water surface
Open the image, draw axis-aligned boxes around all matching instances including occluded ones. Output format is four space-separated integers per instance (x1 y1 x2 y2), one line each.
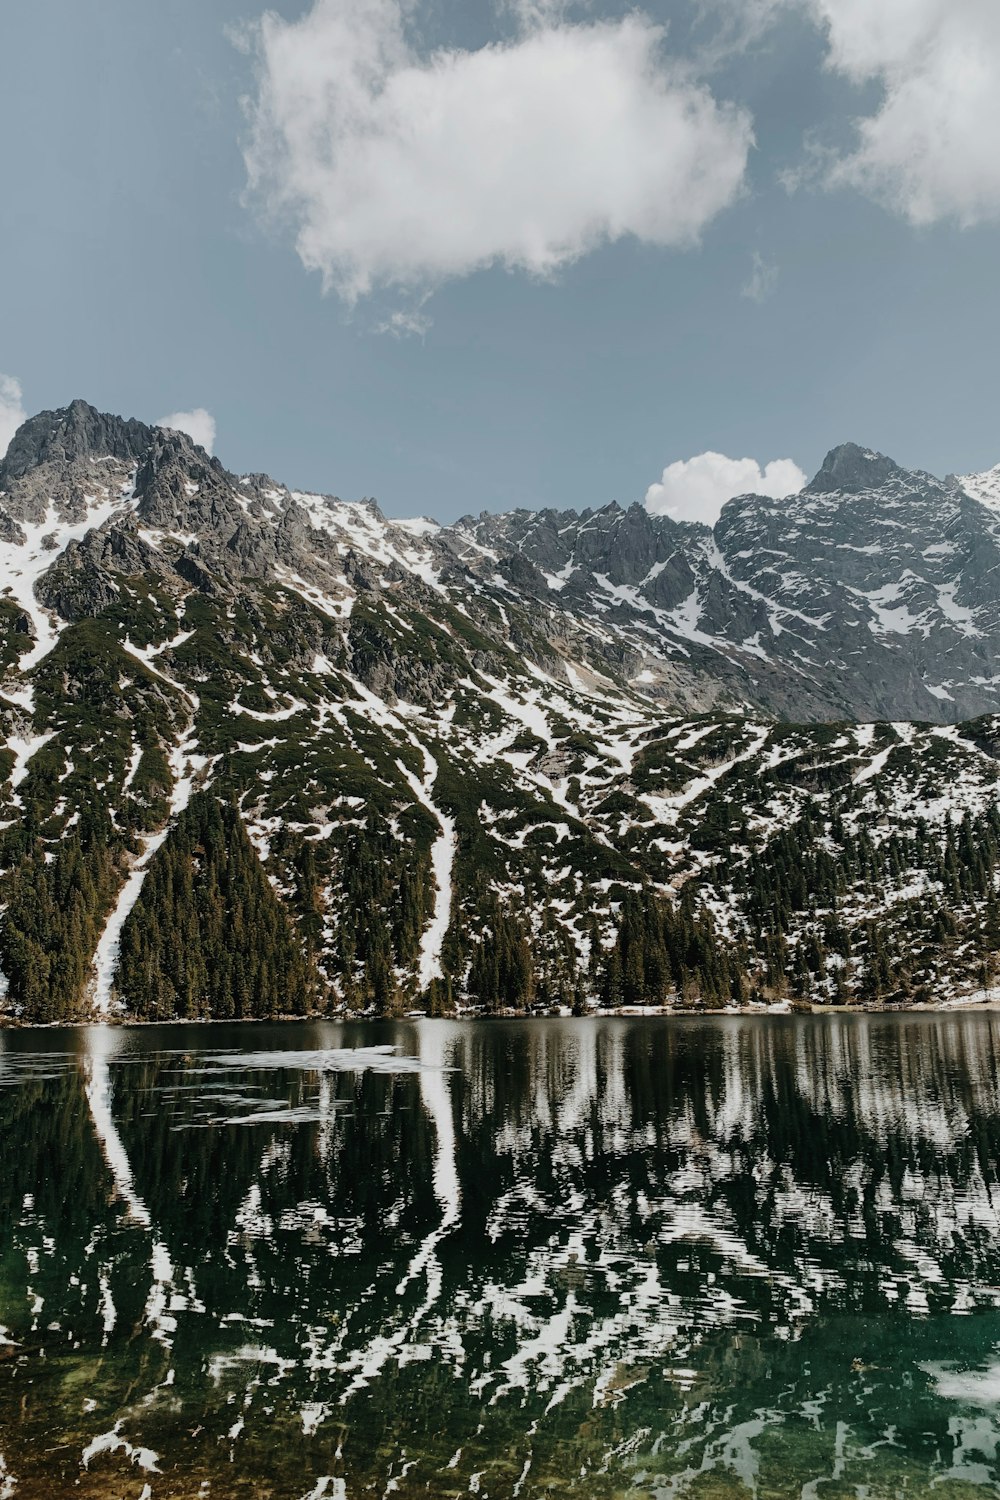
2 1015 1000 1497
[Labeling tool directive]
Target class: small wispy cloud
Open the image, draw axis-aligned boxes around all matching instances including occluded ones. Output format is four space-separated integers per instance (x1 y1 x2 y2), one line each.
374 305 433 339
503 0 571 28
742 250 778 303
0 373 27 459
156 408 217 454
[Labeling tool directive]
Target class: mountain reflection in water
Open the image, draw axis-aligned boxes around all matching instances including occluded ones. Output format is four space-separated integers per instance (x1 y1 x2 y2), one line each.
1 1014 1000 1497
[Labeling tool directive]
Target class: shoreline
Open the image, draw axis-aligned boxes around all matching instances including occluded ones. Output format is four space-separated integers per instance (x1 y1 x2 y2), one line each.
4 997 1000 1028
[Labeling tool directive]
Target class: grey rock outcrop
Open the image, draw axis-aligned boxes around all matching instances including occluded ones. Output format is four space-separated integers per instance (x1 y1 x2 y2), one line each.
0 399 154 485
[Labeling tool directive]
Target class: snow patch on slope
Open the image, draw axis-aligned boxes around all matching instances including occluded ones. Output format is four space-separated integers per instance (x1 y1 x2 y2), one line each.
6 729 55 797
0 488 135 676
397 748 455 990
291 492 446 594
91 730 211 1014
961 465 1000 509
642 724 770 823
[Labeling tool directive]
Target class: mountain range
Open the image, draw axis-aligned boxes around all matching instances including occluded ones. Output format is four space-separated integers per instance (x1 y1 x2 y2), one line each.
2 398 1000 1022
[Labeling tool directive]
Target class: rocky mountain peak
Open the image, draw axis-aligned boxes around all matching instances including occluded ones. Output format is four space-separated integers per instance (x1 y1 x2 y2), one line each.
804 442 909 495
4 399 1000 732
0 399 155 486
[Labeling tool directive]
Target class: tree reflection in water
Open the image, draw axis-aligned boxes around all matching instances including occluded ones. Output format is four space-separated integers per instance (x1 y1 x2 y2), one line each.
0 1014 999 1497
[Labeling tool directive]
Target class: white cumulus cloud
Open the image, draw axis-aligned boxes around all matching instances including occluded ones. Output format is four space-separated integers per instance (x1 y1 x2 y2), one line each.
241 0 753 304
645 451 807 526
0 374 27 459
802 0 1000 226
156 408 217 454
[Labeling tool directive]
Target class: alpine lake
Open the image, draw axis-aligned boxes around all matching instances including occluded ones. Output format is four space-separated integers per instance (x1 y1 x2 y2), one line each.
2 1014 1000 1499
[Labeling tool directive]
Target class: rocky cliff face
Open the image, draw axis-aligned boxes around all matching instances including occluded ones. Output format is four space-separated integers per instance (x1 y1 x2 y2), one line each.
1 401 999 1022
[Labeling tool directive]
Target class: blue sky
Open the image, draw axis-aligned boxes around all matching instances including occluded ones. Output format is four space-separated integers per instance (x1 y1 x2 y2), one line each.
1 0 998 523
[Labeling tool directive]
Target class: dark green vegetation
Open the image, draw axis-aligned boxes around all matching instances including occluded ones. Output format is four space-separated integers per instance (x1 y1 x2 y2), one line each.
116 797 318 1019
2 823 122 1022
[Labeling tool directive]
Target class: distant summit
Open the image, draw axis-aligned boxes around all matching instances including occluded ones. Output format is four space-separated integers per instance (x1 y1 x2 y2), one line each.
804 442 908 495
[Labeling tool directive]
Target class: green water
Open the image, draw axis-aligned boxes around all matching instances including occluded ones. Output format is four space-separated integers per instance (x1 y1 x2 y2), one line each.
2 1015 1000 1498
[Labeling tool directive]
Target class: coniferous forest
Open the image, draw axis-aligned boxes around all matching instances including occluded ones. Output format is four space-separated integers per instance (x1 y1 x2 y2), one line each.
3 764 1000 1021
115 797 318 1020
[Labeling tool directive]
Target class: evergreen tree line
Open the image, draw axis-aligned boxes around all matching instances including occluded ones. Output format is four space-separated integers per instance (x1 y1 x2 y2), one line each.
729 804 1000 936
6 781 1000 1022
599 886 748 1009
1 820 123 1022
465 901 536 1011
714 802 1000 1002
116 795 318 1019
267 819 432 1013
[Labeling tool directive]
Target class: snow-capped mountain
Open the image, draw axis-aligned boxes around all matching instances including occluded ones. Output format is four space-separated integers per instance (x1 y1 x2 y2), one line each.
459 443 1000 723
1 400 1000 1022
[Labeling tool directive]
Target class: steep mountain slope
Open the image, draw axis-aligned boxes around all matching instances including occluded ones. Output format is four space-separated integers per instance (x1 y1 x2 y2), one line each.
0 400 998 1021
